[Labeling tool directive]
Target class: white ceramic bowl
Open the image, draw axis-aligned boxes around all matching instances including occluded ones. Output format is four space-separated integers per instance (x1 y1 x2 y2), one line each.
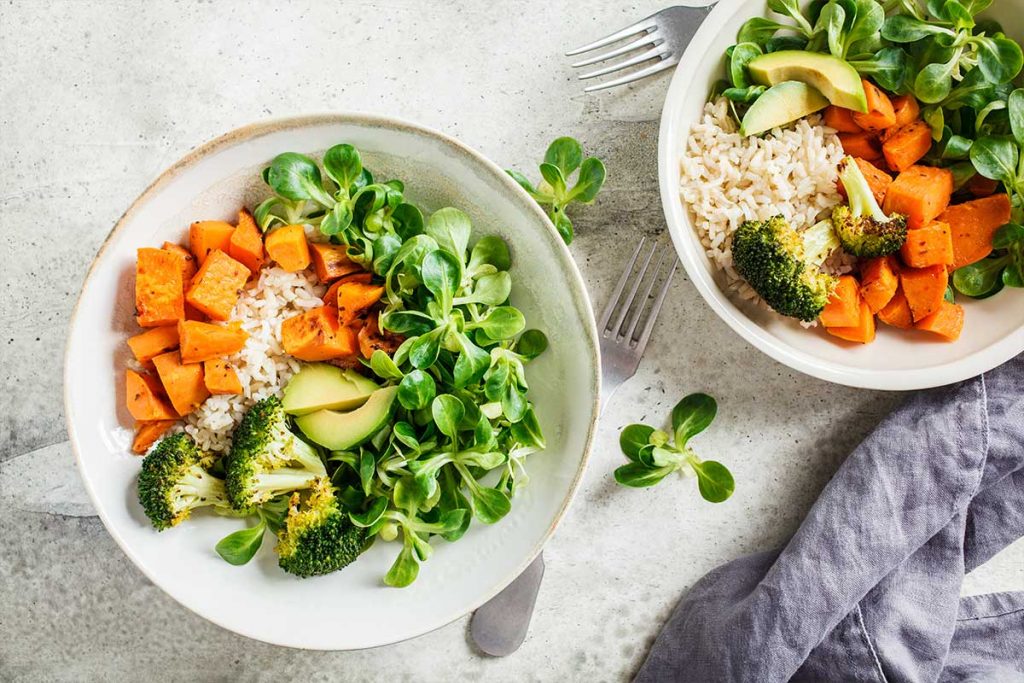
659 0 1024 390
65 115 600 649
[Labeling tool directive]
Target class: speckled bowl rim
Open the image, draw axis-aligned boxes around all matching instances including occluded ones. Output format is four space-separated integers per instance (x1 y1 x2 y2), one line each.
658 0 1024 390
63 112 601 650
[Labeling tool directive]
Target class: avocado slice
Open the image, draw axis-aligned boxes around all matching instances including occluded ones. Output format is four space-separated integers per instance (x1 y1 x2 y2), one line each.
282 363 380 416
747 51 867 113
294 386 399 451
740 81 830 136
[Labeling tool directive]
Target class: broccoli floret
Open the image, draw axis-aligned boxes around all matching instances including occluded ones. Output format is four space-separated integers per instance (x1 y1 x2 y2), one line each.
137 433 231 531
731 216 840 321
225 396 327 512
275 480 367 577
832 156 908 257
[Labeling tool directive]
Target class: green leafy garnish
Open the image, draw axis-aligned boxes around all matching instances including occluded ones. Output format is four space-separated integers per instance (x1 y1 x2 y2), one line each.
614 393 735 503
506 137 606 244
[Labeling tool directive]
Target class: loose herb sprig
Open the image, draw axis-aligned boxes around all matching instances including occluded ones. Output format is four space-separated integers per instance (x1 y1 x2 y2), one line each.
506 137 606 245
614 394 736 503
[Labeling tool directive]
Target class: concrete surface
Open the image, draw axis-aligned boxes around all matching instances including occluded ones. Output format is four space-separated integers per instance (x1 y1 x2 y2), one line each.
0 1 1020 681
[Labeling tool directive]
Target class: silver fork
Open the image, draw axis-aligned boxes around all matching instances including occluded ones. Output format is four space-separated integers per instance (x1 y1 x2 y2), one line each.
470 237 678 656
566 5 714 92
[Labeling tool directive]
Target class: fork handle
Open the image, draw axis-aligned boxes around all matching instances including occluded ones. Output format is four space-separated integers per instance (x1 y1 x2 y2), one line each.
470 553 546 656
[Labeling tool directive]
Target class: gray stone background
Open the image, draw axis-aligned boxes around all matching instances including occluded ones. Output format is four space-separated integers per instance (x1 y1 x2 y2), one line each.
1 1 1020 680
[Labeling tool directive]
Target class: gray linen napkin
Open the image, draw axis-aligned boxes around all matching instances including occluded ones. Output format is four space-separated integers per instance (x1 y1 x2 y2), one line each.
635 354 1024 683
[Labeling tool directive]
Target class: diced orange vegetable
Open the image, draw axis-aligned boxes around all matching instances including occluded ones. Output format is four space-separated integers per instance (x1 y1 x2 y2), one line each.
135 247 185 327
203 360 244 395
939 194 1013 269
966 175 999 198
281 306 358 361
132 420 177 454
310 243 362 283
178 320 248 364
824 106 862 133
185 303 208 322
882 120 933 172
336 281 385 324
851 80 896 131
914 300 964 341
152 350 210 416
891 95 920 128
900 220 954 268
838 132 883 161
162 242 198 282
825 300 876 344
189 220 235 266
323 272 373 306
860 256 900 314
837 158 892 205
185 249 249 321
357 312 403 359
127 325 180 363
877 286 914 329
229 209 265 277
819 275 861 328
265 225 311 272
883 165 954 229
900 264 948 322
125 369 178 421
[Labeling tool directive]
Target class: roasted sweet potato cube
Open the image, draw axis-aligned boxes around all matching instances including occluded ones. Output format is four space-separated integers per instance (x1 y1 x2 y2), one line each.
281 306 358 361
265 225 311 272
310 243 361 283
337 281 385 324
357 312 403 359
185 249 250 321
859 256 900 314
162 242 198 282
135 247 185 327
915 300 964 342
877 286 914 329
900 221 954 268
178 320 248 364
125 369 178 421
203 360 243 395
323 272 373 306
900 264 948 322
229 209 266 277
152 351 210 416
127 325 180 363
189 220 235 266
132 420 177 454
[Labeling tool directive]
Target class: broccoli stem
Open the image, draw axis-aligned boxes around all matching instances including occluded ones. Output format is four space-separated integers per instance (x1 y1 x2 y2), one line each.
801 219 840 268
173 466 230 514
838 157 887 222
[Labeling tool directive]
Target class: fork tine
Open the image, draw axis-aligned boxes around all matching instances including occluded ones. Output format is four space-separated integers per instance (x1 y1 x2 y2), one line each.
565 16 658 56
598 238 645 333
610 242 657 339
569 34 658 68
583 57 678 93
623 251 668 343
577 45 668 80
635 259 677 350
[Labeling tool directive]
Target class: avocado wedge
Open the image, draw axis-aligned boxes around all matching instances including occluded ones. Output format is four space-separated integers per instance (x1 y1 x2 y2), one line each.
282 363 380 416
294 386 399 451
747 51 867 113
740 81 830 136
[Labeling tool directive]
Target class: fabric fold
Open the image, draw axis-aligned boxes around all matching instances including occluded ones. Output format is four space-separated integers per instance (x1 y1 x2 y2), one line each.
635 355 1024 683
